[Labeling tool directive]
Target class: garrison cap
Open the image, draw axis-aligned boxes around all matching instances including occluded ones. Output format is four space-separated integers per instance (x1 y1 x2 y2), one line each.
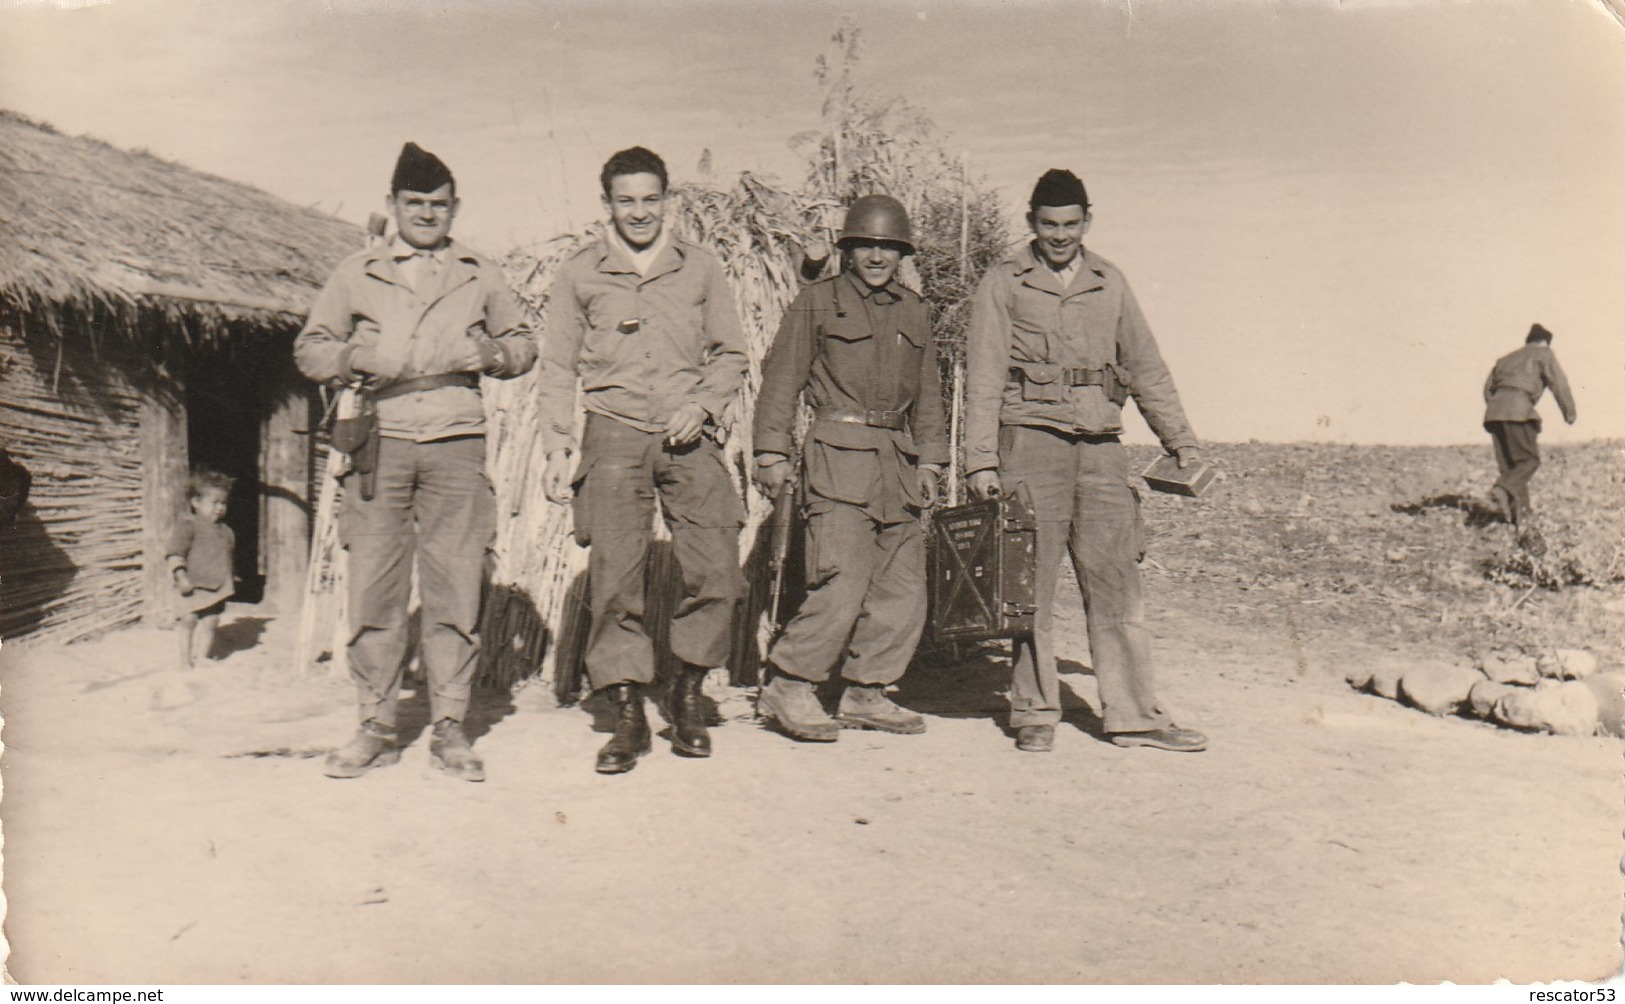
391 142 454 195
1029 169 1089 212
1526 323 1554 344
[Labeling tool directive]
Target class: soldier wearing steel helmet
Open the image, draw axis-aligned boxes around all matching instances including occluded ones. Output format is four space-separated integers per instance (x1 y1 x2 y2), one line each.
752 194 949 741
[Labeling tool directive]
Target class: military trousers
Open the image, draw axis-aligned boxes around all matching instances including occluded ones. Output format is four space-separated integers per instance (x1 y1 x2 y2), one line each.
574 414 745 691
768 500 925 686
1487 420 1540 521
1000 425 1169 733
339 434 495 727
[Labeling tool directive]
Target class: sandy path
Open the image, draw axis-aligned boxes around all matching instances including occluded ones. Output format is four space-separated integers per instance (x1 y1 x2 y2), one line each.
2 596 1619 984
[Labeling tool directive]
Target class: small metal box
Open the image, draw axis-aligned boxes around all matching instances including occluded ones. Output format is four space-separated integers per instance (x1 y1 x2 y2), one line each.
927 489 1038 644
1141 454 1216 498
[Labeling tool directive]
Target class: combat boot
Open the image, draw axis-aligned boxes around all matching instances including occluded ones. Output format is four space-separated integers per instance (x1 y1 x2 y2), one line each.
323 720 400 778
668 664 712 758
837 684 926 735
429 718 485 782
757 673 839 742
596 683 652 774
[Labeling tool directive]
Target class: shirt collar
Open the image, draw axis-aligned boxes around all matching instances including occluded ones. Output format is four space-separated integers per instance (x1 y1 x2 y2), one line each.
843 270 903 305
373 236 475 264
607 227 672 276
1015 242 1102 287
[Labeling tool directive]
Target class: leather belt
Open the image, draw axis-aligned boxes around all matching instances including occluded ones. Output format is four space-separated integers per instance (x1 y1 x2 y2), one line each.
1009 365 1110 387
374 372 479 401
816 406 907 431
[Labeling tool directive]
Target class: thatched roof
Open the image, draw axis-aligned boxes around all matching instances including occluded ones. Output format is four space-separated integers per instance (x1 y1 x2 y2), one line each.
0 110 362 334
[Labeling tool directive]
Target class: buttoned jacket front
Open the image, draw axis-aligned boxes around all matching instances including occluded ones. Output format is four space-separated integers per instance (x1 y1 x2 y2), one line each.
964 243 1196 474
539 236 747 456
754 273 948 521
294 239 536 441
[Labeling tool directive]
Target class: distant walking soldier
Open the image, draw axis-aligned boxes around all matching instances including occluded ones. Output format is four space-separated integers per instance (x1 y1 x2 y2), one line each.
540 146 748 774
296 143 537 782
1482 323 1577 527
752 195 948 742
964 169 1208 754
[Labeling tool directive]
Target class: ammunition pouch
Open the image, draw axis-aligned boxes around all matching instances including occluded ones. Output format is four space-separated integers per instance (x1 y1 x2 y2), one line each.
1008 362 1130 405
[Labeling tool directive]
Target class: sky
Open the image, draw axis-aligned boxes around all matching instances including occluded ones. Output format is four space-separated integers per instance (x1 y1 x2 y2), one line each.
2 0 1622 446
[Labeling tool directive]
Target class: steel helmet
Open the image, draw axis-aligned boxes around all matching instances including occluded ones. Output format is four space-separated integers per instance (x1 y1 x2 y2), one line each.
837 194 914 254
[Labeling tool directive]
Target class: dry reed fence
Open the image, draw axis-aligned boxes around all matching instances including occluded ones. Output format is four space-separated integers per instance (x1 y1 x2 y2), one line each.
0 322 146 643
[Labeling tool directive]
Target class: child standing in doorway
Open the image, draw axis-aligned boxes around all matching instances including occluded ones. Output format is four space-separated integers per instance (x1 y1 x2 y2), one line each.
166 469 235 668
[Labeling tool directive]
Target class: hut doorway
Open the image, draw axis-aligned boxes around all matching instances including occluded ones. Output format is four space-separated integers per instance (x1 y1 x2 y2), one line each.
186 348 266 604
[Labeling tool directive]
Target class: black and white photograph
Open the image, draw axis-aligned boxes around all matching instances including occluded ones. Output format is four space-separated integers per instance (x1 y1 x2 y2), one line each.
0 0 1621 989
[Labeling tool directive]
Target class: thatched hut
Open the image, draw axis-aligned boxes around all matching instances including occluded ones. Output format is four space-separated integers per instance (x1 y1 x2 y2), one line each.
0 111 360 645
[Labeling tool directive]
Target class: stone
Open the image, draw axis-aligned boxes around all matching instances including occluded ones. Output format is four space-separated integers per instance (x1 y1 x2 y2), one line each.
1556 649 1599 680
1493 681 1600 737
1479 651 1540 686
1399 663 1485 716
1467 679 1519 719
1344 662 1376 691
1580 673 1625 738
1369 661 1407 701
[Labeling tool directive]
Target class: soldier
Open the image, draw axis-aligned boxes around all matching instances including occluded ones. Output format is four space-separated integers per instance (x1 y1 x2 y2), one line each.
1482 323 1577 527
541 146 748 774
296 142 537 781
752 195 948 741
964 168 1208 754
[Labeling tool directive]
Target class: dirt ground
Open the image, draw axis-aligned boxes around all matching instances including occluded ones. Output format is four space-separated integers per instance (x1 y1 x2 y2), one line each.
2 555 1620 985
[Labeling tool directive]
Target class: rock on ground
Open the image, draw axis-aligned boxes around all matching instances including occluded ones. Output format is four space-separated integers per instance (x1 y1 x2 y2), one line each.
1369 661 1407 700
1467 679 1520 719
1399 663 1485 716
1493 681 1600 737
1579 673 1625 738
1535 649 1600 681
1345 662 1376 691
1479 651 1540 686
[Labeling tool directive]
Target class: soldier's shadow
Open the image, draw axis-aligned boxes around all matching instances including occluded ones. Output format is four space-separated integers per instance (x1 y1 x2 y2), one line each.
391 672 519 750
896 646 1109 742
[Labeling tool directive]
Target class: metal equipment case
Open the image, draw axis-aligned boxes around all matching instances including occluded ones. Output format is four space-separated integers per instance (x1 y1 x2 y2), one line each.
926 489 1038 643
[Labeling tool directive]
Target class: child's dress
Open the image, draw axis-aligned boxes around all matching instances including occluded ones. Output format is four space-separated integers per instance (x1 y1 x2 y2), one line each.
166 514 236 614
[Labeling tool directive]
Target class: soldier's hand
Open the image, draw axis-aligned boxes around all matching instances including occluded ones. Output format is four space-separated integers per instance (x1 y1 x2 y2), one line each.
803 237 831 267
664 403 708 446
1175 446 1203 470
175 572 195 597
918 465 942 507
543 450 574 505
754 454 790 495
968 469 1001 500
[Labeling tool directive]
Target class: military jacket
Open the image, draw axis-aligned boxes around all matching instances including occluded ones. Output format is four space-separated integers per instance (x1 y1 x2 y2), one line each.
539 236 747 456
1483 343 1577 429
295 239 536 442
963 243 1196 474
754 273 948 523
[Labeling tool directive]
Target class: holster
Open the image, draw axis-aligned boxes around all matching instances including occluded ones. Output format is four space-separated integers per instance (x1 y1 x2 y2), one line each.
330 390 380 501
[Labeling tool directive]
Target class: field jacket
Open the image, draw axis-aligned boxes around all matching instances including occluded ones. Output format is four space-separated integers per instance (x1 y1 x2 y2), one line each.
754 273 948 522
964 243 1196 475
1483 343 1577 430
539 236 747 456
294 239 536 442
